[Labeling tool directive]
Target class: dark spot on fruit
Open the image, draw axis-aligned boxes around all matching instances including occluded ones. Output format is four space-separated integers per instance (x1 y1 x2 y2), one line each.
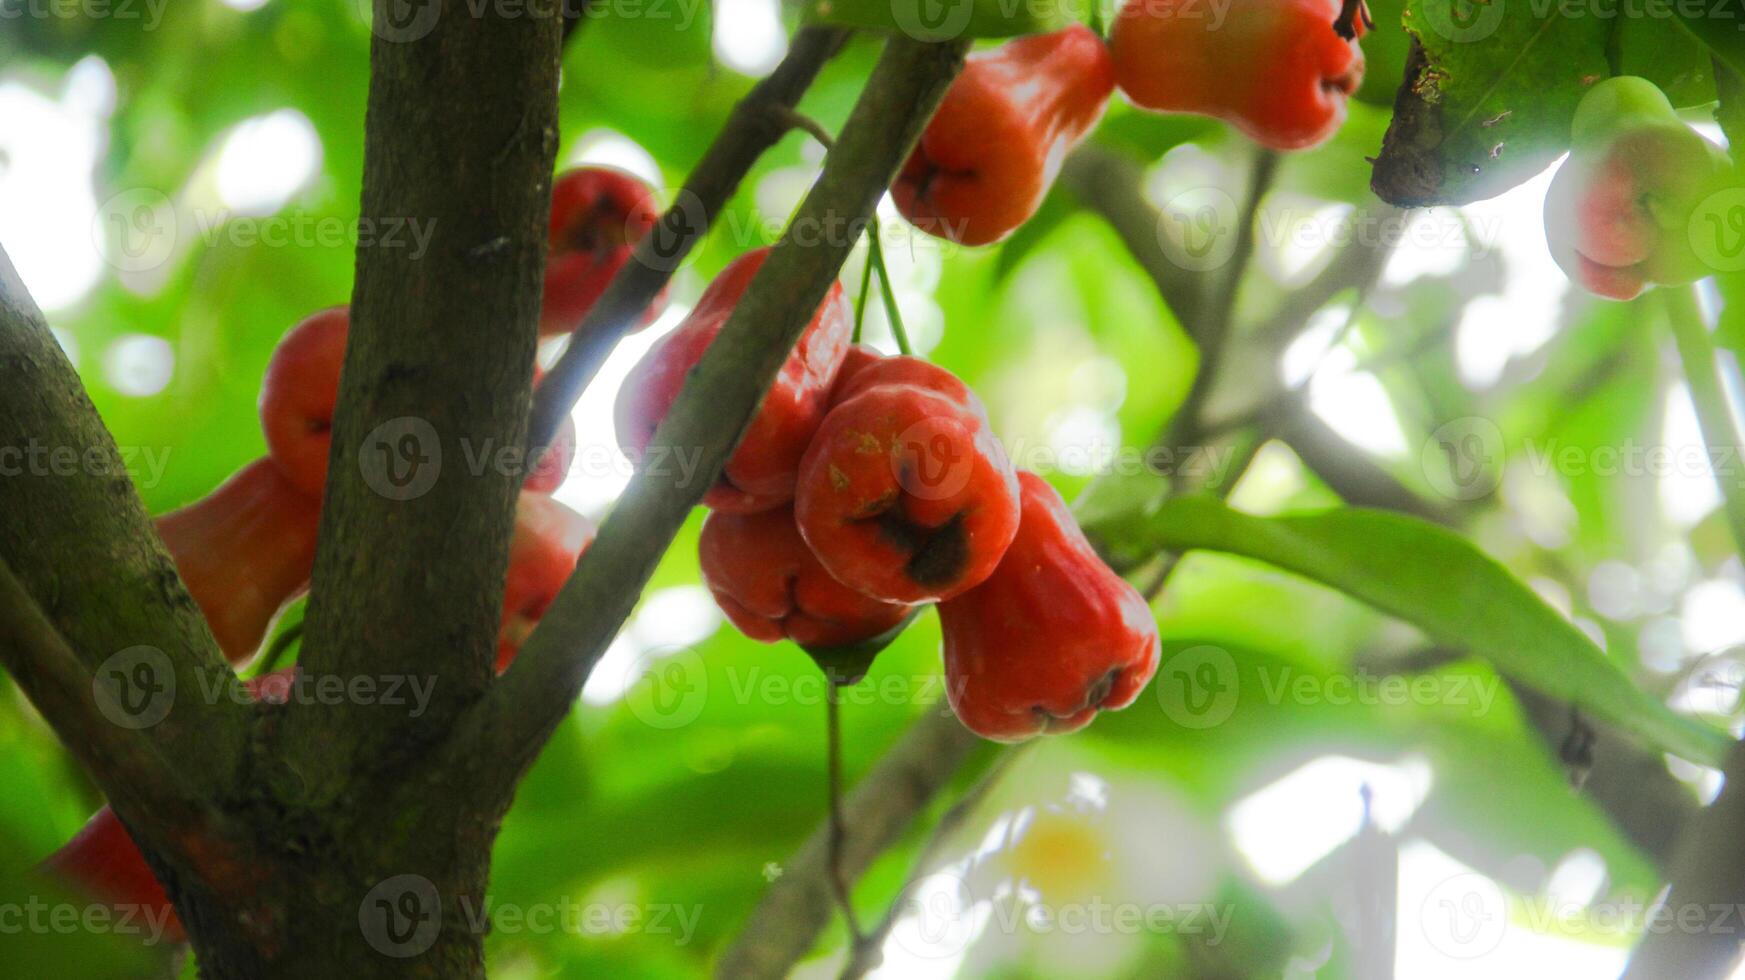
893 512 967 588
1084 669 1121 710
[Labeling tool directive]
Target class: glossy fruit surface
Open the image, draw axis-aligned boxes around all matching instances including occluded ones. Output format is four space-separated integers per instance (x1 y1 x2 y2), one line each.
156 459 321 665
498 494 595 671
259 306 348 498
794 376 1019 604
615 247 852 513
1111 0 1364 150
940 472 1160 741
828 345 977 410
262 307 563 494
700 507 914 649
1543 77 1734 300
893 26 1114 246
541 167 665 337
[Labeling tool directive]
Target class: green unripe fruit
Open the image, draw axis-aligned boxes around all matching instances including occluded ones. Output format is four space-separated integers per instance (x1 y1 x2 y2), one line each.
1570 75 1679 149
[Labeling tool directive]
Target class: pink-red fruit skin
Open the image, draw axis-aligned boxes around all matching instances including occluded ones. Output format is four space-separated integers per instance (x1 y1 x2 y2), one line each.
155 458 321 665
1111 0 1364 151
894 26 1115 246
794 364 1020 605
614 247 853 513
941 472 1161 742
700 507 915 649
542 166 666 337
259 306 348 498
1543 76 1734 301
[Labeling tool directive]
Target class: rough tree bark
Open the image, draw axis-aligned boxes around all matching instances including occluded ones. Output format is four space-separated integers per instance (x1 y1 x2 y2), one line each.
0 11 967 979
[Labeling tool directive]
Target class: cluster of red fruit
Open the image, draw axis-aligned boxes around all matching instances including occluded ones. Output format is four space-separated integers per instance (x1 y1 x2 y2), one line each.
1545 76 1738 301
616 247 1161 742
38 165 662 942
895 2 1365 246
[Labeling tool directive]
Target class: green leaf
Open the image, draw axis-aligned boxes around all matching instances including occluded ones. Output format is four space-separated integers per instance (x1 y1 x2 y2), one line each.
1098 496 1732 765
1371 1 1609 205
794 0 1071 40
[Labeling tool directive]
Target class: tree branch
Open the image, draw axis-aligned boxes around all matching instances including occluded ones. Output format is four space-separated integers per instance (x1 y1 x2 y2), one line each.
0 245 249 798
1163 148 1278 449
1621 737 1745 978
456 35 969 796
1275 404 1702 869
1058 145 1205 333
276 2 564 798
0 556 240 888
714 709 992 979
527 26 852 454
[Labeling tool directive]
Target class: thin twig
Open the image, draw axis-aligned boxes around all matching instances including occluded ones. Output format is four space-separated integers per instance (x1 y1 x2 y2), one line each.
457 35 970 803
1161 149 1278 451
1333 0 1373 40
772 104 838 150
839 743 1032 979
866 220 912 355
826 684 864 941
853 246 876 344
1663 284 1745 553
527 27 853 454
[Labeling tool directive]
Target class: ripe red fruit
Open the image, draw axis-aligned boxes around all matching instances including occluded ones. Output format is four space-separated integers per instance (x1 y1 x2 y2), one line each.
39 670 294 945
941 472 1160 741
41 807 182 943
542 166 666 337
262 308 566 495
794 363 1019 604
827 345 977 410
893 26 1114 246
700 507 914 649
156 459 321 665
615 247 853 513
1543 77 1733 301
259 306 348 498
521 411 577 495
498 493 595 672
1111 0 1365 151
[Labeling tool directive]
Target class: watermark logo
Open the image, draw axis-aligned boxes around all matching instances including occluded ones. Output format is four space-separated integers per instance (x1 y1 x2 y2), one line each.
1420 872 1508 958
1156 644 1239 729
1690 186 1745 274
93 189 176 273
636 189 708 273
891 0 974 40
93 646 175 730
360 416 443 501
890 870 981 959
1156 187 1239 273
623 645 709 729
359 874 442 957
1422 417 1504 501
895 416 978 501
1682 648 1745 721
1422 0 1506 42
359 0 442 42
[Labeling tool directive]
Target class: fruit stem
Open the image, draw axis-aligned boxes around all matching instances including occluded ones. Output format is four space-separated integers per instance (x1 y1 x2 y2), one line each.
825 681 865 943
866 219 913 355
1664 284 1745 555
853 246 875 345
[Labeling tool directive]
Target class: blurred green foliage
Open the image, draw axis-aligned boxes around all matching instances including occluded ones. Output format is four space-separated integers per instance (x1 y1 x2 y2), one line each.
0 1 1735 977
